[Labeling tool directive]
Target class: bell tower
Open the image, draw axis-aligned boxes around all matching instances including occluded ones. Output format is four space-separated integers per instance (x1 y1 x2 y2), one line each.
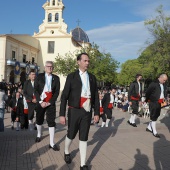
34 0 68 36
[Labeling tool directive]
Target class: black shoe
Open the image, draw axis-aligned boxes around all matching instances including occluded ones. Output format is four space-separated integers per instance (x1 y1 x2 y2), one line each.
146 128 152 133
127 120 132 125
64 153 72 164
80 165 88 170
131 123 137 127
49 144 60 151
35 137 41 143
11 126 14 130
153 133 160 138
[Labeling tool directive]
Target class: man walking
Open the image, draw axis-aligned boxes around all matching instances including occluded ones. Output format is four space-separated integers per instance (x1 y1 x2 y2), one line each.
59 53 99 170
145 74 168 138
23 71 37 131
101 87 116 127
34 61 60 151
127 74 143 127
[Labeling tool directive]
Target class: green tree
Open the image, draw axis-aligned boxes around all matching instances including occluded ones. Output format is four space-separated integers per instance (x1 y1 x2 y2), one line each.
53 43 119 84
116 59 143 86
144 5 170 75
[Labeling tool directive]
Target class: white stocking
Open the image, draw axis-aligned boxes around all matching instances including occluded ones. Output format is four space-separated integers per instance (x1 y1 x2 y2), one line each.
79 140 87 167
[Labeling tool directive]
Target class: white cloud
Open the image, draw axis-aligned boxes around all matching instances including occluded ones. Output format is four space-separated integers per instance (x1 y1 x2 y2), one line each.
87 21 151 64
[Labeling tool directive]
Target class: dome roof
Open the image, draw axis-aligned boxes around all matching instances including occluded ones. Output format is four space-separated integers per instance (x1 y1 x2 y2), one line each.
72 27 89 43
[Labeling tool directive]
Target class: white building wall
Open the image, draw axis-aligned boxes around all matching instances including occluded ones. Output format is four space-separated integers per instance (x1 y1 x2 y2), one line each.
0 37 6 81
36 36 81 90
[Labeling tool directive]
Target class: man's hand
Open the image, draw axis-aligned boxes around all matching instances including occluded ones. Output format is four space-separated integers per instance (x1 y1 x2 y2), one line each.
46 102 51 107
41 102 47 108
60 116 66 125
129 101 132 106
32 99 37 103
93 115 99 123
139 101 142 106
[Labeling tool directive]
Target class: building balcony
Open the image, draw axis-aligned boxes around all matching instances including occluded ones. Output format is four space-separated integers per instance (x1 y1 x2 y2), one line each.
6 59 40 70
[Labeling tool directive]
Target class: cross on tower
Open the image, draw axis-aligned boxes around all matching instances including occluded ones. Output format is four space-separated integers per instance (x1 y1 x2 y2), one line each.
76 19 81 26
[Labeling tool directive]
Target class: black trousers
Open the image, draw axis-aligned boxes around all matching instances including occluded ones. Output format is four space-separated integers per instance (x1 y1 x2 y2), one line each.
67 107 92 141
27 102 36 120
20 114 28 129
11 111 16 122
103 108 112 120
36 103 56 127
131 100 139 114
149 101 161 121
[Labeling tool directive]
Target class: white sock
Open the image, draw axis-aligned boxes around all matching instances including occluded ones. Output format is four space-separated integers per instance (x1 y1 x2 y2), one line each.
79 140 87 167
16 122 20 130
29 120 33 124
151 121 157 135
65 136 72 154
36 124 42 138
49 127 55 147
129 114 133 123
132 114 136 124
101 122 106 127
105 119 110 127
29 120 33 130
11 121 14 127
147 121 152 131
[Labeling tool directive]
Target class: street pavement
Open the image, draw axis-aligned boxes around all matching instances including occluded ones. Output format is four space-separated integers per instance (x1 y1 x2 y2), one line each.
0 102 170 170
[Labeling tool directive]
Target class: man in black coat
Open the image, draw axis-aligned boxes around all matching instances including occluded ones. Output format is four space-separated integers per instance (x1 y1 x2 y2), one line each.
23 71 37 130
127 74 143 127
34 61 60 151
101 87 116 127
59 53 99 170
145 74 168 138
9 91 21 130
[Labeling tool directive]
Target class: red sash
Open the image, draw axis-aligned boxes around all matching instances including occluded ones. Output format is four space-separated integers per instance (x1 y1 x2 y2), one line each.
43 92 52 102
100 107 103 114
108 103 113 109
130 94 140 101
24 109 28 114
26 95 36 102
79 97 88 107
158 98 164 104
12 106 17 112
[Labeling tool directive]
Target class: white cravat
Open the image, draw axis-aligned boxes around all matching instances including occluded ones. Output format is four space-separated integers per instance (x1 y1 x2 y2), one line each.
160 84 164 99
138 82 141 96
100 100 102 107
45 73 52 92
40 73 52 101
110 94 114 103
31 81 34 88
79 70 91 98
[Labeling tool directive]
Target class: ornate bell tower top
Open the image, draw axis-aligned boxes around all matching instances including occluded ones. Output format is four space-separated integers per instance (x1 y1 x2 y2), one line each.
34 0 68 36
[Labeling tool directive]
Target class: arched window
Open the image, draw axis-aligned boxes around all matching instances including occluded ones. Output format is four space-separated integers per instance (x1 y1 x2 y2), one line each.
48 13 52 22
55 13 59 22
52 0 55 5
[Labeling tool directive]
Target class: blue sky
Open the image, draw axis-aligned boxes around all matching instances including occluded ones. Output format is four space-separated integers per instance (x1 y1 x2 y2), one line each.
0 0 170 67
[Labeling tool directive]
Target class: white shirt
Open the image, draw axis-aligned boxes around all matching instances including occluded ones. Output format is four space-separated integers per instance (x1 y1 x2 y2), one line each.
100 100 102 107
31 81 34 88
40 73 52 102
45 73 52 92
160 84 164 99
110 94 114 103
138 81 141 96
79 69 91 98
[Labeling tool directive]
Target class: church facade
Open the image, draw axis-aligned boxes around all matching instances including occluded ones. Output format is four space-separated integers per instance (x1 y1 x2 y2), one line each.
0 0 90 90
